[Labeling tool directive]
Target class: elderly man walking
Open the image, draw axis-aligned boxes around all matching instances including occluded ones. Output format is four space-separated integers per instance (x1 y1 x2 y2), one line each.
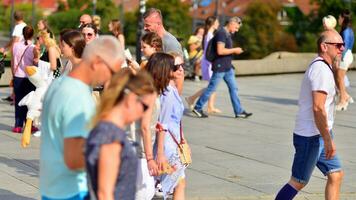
40 36 124 200
275 30 345 200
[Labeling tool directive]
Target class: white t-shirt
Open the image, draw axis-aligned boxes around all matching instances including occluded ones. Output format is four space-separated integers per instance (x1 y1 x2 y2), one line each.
294 57 336 137
12 22 27 40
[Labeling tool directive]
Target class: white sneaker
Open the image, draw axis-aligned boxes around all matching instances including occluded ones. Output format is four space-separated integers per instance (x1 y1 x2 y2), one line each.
33 131 41 137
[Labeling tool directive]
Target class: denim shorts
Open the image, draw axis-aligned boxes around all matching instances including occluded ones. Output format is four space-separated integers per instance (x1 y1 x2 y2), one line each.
291 132 342 184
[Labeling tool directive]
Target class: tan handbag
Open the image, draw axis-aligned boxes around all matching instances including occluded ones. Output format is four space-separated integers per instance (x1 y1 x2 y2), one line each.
168 122 192 166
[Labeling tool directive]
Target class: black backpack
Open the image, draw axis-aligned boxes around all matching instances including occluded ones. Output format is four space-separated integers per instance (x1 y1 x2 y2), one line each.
205 36 216 62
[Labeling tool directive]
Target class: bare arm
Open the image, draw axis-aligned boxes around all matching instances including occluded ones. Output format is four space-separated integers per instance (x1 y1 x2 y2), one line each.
216 42 243 56
63 137 86 170
98 142 121 200
312 91 335 159
0 36 20 54
140 94 159 176
48 46 59 71
118 34 125 49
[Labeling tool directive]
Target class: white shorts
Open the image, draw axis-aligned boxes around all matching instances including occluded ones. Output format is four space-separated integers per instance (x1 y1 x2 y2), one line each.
340 50 353 70
135 159 155 200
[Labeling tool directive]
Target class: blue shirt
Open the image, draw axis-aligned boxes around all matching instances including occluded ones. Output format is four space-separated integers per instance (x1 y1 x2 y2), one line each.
86 122 138 200
341 27 354 58
40 75 95 198
212 28 233 72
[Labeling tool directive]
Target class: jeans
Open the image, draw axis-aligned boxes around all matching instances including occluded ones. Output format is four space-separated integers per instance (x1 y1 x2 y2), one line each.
13 77 36 127
194 68 244 115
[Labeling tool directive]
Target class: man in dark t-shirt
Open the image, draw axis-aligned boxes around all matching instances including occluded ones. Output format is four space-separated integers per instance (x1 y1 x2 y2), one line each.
192 17 252 118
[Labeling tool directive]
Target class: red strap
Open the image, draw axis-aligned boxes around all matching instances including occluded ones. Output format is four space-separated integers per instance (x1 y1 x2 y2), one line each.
168 121 185 146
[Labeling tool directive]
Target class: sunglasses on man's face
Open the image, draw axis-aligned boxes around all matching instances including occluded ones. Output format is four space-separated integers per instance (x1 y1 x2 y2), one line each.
325 42 345 49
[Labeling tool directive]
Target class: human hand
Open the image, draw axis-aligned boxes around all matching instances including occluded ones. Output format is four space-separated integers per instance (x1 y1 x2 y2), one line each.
147 159 159 176
234 47 243 55
324 139 336 159
0 47 5 53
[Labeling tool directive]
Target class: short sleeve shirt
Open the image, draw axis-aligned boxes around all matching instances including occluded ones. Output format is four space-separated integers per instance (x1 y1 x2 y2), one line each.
86 122 138 200
12 22 26 40
162 31 183 56
294 57 336 137
40 75 95 198
212 28 233 72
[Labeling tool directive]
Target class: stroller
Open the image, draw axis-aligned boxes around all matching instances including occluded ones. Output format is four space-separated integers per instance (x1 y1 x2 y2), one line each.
182 46 202 79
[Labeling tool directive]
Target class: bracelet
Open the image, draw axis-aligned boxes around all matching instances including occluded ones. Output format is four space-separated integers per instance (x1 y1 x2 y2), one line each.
146 158 154 162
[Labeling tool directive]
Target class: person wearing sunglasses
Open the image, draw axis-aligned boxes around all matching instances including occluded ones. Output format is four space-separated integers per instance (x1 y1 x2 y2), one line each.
275 30 344 200
39 36 124 200
146 53 187 199
85 69 156 200
80 23 98 44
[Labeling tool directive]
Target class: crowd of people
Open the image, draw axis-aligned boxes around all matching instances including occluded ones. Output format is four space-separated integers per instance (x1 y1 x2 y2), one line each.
0 6 354 200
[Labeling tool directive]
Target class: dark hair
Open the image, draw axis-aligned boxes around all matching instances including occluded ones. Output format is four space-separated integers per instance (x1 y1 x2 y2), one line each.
23 26 34 45
203 16 217 47
110 19 122 36
194 26 204 35
143 8 162 20
80 23 98 35
59 29 73 40
317 32 328 53
62 30 86 58
340 9 352 33
145 52 174 95
14 11 23 21
142 32 162 51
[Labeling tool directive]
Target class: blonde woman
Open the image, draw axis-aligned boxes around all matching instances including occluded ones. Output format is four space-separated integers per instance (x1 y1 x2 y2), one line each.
36 30 62 78
86 69 156 200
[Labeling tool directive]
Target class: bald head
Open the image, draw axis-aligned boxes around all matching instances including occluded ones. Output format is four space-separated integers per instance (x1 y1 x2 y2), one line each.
317 30 343 53
80 14 92 26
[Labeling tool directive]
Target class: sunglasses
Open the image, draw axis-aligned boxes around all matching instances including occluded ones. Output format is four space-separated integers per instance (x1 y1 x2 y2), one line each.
325 42 345 49
173 63 184 72
124 88 149 112
83 33 94 37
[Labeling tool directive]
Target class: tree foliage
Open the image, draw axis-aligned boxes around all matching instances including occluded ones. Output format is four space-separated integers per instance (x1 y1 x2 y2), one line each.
237 0 297 59
0 3 43 34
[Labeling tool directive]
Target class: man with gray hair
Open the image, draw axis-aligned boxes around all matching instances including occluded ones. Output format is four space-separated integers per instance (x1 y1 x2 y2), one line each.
40 36 124 200
192 17 252 118
143 8 183 56
275 30 344 200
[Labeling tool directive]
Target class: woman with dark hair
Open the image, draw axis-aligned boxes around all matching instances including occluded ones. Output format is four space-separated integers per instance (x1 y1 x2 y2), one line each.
11 26 37 133
146 52 187 199
80 23 98 44
109 19 125 49
59 30 86 73
186 16 221 114
336 9 354 111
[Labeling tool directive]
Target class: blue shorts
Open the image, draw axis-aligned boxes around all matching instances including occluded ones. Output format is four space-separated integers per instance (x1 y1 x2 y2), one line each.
42 192 88 200
291 132 342 184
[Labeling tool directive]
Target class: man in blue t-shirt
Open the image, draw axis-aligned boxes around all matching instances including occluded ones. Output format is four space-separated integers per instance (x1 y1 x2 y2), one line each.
192 17 252 118
40 36 124 200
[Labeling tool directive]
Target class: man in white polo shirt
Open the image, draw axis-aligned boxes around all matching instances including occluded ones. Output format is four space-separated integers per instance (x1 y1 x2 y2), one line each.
275 30 344 200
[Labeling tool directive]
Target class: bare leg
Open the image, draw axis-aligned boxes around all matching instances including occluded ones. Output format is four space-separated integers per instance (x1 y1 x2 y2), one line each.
325 171 343 200
173 178 186 200
186 88 205 109
207 92 221 113
336 69 350 104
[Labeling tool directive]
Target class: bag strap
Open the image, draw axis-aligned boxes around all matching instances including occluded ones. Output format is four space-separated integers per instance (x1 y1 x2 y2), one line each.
13 45 30 75
310 58 333 74
167 121 185 147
